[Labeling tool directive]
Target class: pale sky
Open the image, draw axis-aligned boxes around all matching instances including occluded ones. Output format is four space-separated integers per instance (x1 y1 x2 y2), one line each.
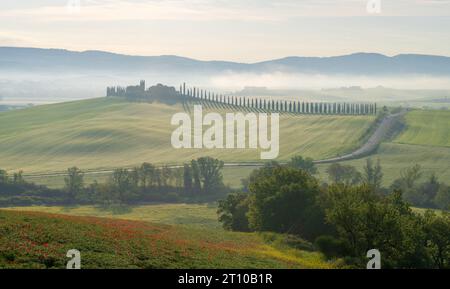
1 0 450 62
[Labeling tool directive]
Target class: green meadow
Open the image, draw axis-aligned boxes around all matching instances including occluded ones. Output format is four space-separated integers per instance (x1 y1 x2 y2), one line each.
317 143 450 185
0 97 374 173
394 110 450 147
317 109 450 185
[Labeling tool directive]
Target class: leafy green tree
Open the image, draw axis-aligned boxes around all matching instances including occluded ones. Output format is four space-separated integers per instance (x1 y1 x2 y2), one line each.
423 211 450 269
241 161 281 192
217 193 250 231
326 163 361 185
396 164 422 190
64 167 84 203
392 165 428 207
0 169 8 184
111 168 132 203
362 158 383 190
161 166 172 188
288 156 317 174
322 185 429 268
247 166 330 240
130 167 140 192
418 174 441 207
172 168 183 188
89 180 114 207
196 157 224 194
13 170 24 185
434 185 450 210
139 162 156 189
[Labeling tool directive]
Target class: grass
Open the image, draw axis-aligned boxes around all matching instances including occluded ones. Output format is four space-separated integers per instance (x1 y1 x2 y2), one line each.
5 203 222 229
316 109 450 185
394 109 450 147
0 209 336 269
0 97 374 173
317 143 450 186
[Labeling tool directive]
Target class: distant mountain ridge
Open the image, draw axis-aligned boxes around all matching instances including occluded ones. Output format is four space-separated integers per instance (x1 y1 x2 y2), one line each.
1 47 450 75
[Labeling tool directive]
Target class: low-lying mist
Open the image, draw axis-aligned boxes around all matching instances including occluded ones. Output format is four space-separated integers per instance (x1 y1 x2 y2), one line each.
1 71 450 106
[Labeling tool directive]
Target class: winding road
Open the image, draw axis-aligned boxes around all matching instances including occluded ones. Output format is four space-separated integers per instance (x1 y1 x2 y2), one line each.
314 109 407 164
22 110 407 179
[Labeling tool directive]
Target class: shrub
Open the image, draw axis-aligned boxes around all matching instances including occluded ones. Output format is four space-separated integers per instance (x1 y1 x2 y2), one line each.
314 235 347 259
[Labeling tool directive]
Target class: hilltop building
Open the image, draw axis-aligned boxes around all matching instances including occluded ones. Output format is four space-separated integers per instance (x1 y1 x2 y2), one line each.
107 81 182 104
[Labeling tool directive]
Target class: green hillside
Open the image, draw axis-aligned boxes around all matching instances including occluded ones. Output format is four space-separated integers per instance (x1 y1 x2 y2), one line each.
394 110 450 147
0 209 335 269
0 97 374 173
317 143 450 185
316 109 450 185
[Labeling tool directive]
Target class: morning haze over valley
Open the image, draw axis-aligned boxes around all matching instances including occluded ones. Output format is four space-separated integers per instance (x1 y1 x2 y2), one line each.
0 0 449 273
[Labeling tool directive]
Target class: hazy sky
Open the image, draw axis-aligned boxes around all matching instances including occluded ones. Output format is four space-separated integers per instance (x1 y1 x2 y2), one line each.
1 0 450 61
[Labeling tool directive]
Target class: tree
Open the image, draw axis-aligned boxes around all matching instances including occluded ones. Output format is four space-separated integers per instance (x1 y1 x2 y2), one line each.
183 164 193 193
111 168 132 203
418 174 440 208
423 211 450 269
12 170 24 185
287 156 317 174
217 193 250 231
392 164 424 206
399 164 422 190
64 167 84 203
362 158 383 190
172 168 183 188
196 157 224 194
161 166 172 188
326 163 361 185
191 160 201 193
139 162 156 189
434 185 450 210
322 185 429 268
247 166 330 240
0 169 8 184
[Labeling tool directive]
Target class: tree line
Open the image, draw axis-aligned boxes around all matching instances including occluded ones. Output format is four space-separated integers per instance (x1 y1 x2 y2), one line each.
0 157 228 207
218 157 450 268
180 83 377 115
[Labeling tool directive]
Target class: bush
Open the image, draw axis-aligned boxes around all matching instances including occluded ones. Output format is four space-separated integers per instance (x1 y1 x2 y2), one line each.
314 235 347 259
217 193 250 232
261 232 314 251
247 166 332 240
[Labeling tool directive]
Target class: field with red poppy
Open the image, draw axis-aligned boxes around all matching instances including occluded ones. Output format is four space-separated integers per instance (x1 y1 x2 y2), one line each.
0 210 335 269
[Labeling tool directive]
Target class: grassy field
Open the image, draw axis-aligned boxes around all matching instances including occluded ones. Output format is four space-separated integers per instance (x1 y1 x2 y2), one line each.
0 208 336 269
394 110 450 147
317 143 450 185
315 109 450 185
5 203 222 229
0 97 374 173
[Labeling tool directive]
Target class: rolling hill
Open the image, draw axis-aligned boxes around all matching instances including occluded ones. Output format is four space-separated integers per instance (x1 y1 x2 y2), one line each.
394 110 450 147
0 209 334 269
317 109 450 185
0 97 374 173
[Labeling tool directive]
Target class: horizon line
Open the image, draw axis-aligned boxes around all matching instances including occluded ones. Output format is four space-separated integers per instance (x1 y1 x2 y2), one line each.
1 46 449 64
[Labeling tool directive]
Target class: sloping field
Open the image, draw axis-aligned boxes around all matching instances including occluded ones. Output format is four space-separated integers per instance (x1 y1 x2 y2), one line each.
0 97 374 173
0 210 334 269
394 109 450 147
317 143 450 185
